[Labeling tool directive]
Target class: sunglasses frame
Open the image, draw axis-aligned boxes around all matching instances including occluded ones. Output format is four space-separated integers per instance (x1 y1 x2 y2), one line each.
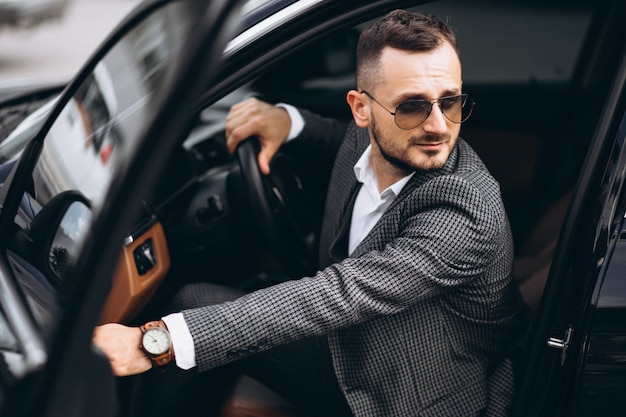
361 90 474 130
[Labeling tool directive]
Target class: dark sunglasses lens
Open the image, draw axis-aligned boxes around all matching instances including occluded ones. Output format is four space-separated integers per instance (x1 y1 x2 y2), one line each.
393 95 474 129
395 100 431 129
441 95 473 123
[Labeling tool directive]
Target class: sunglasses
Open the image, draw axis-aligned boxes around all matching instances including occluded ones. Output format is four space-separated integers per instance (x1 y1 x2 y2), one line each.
361 91 474 130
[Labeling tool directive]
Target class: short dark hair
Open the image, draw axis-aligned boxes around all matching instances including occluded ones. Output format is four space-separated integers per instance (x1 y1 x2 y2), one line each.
356 10 459 91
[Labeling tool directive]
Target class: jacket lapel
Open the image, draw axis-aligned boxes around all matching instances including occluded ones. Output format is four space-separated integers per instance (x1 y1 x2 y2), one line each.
351 141 461 257
318 124 369 267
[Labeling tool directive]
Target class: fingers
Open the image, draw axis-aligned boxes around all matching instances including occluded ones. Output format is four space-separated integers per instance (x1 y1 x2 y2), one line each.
225 98 291 174
257 137 282 175
93 323 152 376
225 99 256 151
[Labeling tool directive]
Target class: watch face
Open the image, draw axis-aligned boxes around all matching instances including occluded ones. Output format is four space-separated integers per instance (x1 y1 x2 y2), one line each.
142 327 170 355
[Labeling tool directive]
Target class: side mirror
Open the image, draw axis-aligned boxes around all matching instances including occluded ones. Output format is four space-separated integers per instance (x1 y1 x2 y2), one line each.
30 191 92 287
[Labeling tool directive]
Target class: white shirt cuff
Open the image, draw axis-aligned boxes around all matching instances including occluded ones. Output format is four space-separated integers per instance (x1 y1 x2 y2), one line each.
162 312 196 370
275 103 304 141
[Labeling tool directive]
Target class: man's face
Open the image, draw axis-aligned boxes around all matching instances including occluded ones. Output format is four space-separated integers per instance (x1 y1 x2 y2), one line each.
366 43 463 173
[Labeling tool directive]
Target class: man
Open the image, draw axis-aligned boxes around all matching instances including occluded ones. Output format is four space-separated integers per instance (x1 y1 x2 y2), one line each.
94 10 528 416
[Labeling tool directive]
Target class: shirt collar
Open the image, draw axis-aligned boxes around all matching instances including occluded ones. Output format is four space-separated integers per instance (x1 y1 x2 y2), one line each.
353 145 414 199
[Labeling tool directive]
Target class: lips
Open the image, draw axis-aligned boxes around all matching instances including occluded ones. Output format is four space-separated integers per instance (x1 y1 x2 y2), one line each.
418 141 442 147
414 141 444 151
411 133 449 148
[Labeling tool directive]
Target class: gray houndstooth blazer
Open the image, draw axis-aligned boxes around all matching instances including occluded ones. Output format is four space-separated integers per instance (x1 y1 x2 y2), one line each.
183 110 528 416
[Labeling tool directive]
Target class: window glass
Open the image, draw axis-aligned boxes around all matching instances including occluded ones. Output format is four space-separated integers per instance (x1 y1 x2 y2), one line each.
4 2 192 350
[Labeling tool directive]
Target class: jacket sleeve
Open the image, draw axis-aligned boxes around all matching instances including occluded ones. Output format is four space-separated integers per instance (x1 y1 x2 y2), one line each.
280 108 347 172
183 170 512 372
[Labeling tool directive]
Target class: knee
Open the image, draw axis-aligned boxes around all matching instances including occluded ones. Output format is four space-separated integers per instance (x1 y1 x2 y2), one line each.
167 283 245 312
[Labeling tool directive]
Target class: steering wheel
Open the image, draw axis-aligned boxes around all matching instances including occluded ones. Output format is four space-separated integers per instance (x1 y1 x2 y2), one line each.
236 137 317 277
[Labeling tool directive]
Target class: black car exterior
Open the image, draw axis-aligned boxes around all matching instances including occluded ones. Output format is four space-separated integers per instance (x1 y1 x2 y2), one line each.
0 0 625 416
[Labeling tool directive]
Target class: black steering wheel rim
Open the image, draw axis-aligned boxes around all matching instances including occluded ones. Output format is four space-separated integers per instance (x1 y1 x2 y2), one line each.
236 137 315 277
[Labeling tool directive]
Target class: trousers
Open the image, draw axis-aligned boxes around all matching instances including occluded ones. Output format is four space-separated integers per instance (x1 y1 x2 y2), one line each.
121 282 353 417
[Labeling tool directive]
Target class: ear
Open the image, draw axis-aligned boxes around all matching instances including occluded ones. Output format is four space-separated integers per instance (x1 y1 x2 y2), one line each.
347 90 370 128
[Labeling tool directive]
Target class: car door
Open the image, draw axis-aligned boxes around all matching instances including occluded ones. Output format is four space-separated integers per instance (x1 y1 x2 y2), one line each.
512 1 626 415
0 1 245 416
576 97 626 415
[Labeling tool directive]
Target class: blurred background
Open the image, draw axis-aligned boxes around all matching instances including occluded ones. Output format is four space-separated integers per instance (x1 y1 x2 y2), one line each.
0 0 142 93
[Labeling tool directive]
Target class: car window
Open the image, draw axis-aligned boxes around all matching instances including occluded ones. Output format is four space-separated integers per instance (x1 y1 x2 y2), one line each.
0 2 195 376
26 5 187 284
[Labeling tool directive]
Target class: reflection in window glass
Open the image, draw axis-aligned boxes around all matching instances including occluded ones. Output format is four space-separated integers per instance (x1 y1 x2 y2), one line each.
31 3 189 211
49 201 93 283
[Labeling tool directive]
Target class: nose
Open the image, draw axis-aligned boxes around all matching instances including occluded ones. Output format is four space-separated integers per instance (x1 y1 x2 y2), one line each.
421 103 448 135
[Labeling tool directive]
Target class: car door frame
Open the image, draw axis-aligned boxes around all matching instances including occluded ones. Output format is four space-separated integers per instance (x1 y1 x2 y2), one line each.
512 1 626 415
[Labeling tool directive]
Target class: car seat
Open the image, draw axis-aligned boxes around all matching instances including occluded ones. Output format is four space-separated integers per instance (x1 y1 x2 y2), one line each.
513 190 573 313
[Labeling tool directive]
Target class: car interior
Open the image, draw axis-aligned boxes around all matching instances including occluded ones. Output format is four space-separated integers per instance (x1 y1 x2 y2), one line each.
95 1 605 412
124 0 598 315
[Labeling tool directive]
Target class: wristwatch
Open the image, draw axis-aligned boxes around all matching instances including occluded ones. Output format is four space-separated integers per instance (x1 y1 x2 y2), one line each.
139 320 174 367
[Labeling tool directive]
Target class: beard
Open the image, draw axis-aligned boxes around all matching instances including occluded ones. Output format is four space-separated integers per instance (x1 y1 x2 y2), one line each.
370 115 453 172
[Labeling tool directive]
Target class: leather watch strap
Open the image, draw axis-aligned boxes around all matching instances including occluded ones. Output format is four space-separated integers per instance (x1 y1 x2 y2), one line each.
140 320 174 367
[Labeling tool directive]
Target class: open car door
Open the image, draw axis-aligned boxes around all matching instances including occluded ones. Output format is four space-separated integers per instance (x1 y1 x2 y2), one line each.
0 1 245 416
513 2 626 415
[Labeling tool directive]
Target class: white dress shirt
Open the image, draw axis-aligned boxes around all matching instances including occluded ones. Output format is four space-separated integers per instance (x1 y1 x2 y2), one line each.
349 146 413 254
163 105 411 369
